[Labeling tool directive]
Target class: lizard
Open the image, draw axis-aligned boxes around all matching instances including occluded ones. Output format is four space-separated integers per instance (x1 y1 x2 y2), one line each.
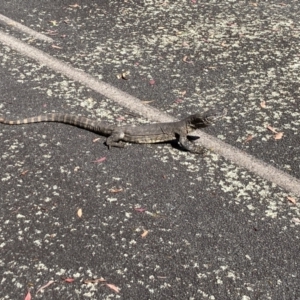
0 108 226 153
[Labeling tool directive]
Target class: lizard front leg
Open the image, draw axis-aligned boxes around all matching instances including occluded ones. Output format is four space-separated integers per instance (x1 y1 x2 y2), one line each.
178 133 206 154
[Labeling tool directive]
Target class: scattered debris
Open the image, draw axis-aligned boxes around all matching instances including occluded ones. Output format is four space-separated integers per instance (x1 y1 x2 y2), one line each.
69 4 81 8
64 278 75 283
266 125 284 140
24 291 31 300
141 100 155 104
149 79 155 86
109 188 123 193
134 207 146 213
117 71 130 80
105 283 120 293
292 218 300 225
20 170 29 176
51 44 63 49
174 98 183 104
260 101 266 108
83 278 106 284
287 196 296 205
92 157 107 163
141 229 149 238
274 132 283 140
37 281 56 293
244 134 254 143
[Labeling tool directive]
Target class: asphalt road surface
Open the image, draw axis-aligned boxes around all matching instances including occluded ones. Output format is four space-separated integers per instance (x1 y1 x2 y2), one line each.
0 1 300 299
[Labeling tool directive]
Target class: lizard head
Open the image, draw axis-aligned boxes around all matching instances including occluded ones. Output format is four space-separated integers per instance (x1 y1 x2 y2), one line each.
188 108 227 129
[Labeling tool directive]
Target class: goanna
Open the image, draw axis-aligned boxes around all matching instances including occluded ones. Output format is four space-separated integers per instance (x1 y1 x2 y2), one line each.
0 109 226 153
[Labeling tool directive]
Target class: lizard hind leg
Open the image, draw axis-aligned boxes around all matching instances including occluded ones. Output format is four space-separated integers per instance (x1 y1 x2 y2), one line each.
105 131 126 149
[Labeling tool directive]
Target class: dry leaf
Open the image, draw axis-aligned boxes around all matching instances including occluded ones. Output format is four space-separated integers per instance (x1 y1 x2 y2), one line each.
244 135 253 143
141 229 149 238
274 132 283 140
37 281 56 293
149 79 155 85
292 218 300 225
64 278 75 283
20 170 29 176
24 291 31 300
260 101 266 108
93 138 101 142
134 207 146 212
141 100 155 104
174 99 183 104
69 4 80 8
77 208 83 218
267 125 277 133
106 283 120 293
179 90 186 97
287 196 296 205
183 55 188 62
116 116 126 121
51 44 63 49
83 278 106 284
92 157 106 163
109 188 123 193
74 166 80 172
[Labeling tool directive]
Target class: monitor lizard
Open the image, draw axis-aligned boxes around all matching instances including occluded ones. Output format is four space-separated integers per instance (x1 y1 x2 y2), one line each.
0 109 226 153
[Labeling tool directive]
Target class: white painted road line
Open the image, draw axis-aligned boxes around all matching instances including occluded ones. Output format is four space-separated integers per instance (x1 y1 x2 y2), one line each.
0 14 53 43
0 29 299 196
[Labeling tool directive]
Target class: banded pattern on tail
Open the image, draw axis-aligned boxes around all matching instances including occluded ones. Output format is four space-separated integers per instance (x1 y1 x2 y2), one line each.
0 113 114 135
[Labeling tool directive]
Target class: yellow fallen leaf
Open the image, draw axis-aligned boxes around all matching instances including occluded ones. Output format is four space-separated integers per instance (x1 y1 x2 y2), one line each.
77 208 82 218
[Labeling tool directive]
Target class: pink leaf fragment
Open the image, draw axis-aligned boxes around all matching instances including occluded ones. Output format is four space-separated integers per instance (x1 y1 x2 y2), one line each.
274 132 283 140
64 278 75 283
149 79 155 86
174 98 183 104
24 291 31 300
92 157 106 164
37 280 56 293
267 125 277 134
287 196 296 205
106 283 120 293
134 207 146 213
